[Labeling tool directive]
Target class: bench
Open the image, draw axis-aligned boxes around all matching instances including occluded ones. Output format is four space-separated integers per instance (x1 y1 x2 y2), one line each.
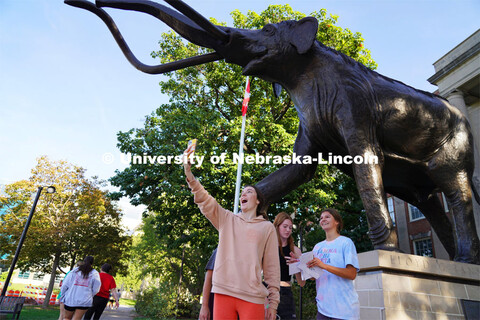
0 296 25 320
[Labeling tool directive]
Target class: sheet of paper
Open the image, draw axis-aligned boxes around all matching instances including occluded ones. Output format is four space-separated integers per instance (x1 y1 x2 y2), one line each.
299 251 314 264
288 251 323 279
288 262 301 275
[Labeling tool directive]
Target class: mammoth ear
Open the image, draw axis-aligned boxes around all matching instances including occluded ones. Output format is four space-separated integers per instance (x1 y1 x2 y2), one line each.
290 17 318 54
272 83 283 98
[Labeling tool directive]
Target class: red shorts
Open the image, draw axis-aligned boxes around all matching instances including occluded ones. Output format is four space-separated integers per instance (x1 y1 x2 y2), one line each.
213 293 264 320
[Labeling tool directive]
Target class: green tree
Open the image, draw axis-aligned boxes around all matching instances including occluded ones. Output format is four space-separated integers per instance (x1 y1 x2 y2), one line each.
0 156 130 306
110 5 375 317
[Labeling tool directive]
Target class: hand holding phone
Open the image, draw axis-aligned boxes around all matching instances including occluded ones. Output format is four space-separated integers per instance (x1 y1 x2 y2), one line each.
187 139 197 156
183 139 197 177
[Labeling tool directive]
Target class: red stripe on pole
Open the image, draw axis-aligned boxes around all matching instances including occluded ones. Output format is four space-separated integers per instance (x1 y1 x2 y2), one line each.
241 79 250 116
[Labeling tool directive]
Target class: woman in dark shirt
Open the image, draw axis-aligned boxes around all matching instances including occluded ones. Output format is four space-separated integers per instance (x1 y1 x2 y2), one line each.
273 212 305 319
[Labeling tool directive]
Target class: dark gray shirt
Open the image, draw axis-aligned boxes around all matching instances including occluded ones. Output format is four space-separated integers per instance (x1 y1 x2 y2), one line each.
205 248 217 271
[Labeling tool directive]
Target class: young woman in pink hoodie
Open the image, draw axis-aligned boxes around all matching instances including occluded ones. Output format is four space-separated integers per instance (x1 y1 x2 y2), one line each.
184 146 280 320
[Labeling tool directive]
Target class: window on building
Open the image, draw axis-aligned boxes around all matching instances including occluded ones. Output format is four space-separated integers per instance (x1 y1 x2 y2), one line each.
17 271 30 279
408 204 425 221
387 197 395 226
413 238 433 257
441 193 449 212
33 273 44 281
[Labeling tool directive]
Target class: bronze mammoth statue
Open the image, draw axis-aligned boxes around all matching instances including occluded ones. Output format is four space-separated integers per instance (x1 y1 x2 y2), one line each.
66 0 480 264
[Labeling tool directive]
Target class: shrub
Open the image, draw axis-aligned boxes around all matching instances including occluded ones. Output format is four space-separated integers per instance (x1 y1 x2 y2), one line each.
135 281 199 319
292 281 318 319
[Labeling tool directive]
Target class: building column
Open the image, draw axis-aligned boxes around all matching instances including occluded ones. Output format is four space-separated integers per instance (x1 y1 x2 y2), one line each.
447 90 480 236
447 90 470 118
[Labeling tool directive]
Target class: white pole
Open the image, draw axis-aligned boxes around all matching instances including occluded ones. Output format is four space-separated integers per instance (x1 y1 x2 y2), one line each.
233 77 249 214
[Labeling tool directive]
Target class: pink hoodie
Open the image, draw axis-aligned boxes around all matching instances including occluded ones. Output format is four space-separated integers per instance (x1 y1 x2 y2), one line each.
188 177 280 309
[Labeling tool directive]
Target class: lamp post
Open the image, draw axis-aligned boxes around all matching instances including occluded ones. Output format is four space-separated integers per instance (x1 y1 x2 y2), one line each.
298 221 312 320
298 225 304 320
0 186 56 297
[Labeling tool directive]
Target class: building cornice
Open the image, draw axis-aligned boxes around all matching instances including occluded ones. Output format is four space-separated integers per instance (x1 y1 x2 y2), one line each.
428 42 480 85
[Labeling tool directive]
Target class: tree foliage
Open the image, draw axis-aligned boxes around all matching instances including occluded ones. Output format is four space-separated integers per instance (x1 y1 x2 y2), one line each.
110 5 375 317
0 156 130 305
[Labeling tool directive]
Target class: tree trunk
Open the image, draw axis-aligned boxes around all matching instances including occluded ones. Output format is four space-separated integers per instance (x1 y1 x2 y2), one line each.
43 251 61 307
69 252 77 270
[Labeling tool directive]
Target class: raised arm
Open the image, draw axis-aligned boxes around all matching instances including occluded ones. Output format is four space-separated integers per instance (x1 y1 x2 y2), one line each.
183 145 195 181
183 146 229 229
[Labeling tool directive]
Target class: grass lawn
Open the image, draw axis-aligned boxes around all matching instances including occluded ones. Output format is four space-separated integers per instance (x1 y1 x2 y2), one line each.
120 298 136 307
17 305 60 319
11 300 139 319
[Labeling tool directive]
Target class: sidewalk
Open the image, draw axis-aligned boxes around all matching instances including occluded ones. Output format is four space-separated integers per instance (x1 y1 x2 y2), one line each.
99 306 138 320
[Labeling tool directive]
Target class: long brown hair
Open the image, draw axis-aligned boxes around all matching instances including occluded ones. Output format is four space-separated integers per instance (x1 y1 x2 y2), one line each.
244 185 268 220
78 256 94 279
273 212 295 257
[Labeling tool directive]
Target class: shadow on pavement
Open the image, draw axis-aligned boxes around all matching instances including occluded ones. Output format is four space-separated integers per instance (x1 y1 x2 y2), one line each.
99 306 138 320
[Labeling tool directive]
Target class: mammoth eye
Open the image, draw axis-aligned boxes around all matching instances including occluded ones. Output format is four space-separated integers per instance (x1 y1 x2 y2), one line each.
263 24 276 35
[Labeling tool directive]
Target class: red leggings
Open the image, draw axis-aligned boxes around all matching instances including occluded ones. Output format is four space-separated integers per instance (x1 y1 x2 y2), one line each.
213 293 264 320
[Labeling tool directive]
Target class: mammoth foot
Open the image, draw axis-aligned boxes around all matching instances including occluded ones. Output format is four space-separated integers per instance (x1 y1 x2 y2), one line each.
454 235 480 264
453 255 480 265
454 242 480 265
373 243 403 253
369 222 399 251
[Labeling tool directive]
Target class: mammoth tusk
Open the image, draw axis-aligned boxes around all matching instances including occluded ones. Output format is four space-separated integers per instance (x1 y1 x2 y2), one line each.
96 0 220 49
65 0 223 74
163 0 229 43
142 52 222 74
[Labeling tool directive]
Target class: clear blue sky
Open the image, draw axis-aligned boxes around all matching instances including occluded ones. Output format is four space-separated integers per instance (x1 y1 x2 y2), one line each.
1 0 479 229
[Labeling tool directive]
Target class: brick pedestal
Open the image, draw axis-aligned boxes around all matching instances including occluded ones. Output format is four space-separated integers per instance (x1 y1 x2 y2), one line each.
356 250 480 320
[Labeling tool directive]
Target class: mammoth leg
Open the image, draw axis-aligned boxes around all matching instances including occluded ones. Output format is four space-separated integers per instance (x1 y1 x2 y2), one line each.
256 162 318 208
346 142 398 250
410 194 456 259
256 124 318 208
384 157 455 258
427 130 480 264
355 165 398 250
430 172 479 263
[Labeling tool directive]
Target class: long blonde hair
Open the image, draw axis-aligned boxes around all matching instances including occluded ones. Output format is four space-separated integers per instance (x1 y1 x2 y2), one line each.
273 212 295 257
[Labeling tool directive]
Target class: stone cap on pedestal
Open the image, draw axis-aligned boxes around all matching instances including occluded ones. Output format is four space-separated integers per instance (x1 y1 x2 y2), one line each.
358 250 480 283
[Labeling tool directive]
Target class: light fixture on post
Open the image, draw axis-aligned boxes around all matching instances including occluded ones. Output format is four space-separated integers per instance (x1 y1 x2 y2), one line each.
46 186 56 194
0 186 56 297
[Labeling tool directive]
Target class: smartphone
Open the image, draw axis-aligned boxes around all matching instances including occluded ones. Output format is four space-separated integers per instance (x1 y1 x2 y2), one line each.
188 139 197 155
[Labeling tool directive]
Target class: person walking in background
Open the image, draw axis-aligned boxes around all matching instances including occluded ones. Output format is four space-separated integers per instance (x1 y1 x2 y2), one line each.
58 261 83 320
60 255 101 320
107 290 120 309
183 144 280 320
273 212 305 319
307 208 360 320
84 263 119 319
199 248 217 320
